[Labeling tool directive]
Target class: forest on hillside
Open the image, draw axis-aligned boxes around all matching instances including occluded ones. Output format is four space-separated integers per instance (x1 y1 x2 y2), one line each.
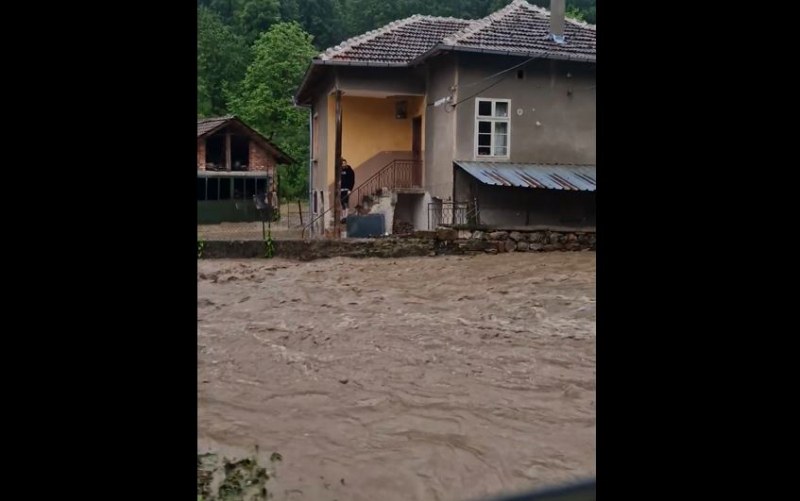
198 0 596 200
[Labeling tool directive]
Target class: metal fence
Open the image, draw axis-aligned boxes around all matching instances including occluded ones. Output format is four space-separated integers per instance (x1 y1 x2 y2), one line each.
350 159 422 210
428 199 480 230
197 202 309 241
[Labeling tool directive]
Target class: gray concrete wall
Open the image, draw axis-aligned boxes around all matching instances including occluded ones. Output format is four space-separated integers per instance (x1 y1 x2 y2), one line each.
311 80 334 234
454 164 475 203
414 192 433 231
394 194 415 228
454 55 596 164
424 53 459 200
393 192 430 231
478 186 595 228
313 87 331 196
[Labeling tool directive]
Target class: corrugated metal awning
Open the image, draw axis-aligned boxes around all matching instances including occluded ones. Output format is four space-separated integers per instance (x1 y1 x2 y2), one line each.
455 161 596 191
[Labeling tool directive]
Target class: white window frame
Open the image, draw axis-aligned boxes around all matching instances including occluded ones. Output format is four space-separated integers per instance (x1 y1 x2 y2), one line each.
474 98 511 159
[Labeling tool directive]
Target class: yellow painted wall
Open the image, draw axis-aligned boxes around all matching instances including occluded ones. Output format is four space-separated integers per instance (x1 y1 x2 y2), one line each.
325 95 425 185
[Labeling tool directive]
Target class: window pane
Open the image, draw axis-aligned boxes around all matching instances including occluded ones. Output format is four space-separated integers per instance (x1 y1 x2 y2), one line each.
494 102 508 117
219 178 231 200
478 121 491 133
494 121 508 134
233 178 244 199
478 133 491 146
245 179 256 198
478 146 491 155
197 178 206 201
207 178 219 200
494 146 508 156
495 133 508 148
478 101 492 116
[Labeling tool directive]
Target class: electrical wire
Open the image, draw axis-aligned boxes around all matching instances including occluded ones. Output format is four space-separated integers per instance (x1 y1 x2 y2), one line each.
427 57 539 108
432 56 594 111
450 77 507 109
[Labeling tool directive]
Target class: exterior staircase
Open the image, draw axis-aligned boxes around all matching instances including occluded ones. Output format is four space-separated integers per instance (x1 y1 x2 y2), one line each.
303 159 422 237
350 159 422 210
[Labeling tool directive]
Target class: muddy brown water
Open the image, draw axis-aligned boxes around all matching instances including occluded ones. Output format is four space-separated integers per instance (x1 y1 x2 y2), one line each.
198 253 595 501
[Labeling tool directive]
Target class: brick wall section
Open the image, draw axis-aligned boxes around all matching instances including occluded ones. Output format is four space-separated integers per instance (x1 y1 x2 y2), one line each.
197 139 206 170
249 141 277 190
249 142 276 172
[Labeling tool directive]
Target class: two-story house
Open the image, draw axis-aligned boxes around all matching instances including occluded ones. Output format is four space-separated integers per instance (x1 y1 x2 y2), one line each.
295 0 595 235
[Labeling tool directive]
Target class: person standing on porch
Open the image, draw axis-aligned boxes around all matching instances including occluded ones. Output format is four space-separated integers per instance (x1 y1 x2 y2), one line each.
340 159 355 222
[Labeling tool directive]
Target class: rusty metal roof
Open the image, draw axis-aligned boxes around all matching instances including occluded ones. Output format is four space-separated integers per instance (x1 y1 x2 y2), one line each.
456 161 596 191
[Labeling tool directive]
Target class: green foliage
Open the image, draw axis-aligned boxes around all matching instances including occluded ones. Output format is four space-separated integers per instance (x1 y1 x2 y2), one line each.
566 6 585 21
198 6 250 116
202 1 595 52
197 0 241 25
489 1 594 24
228 22 316 200
197 75 213 117
198 239 206 258
568 0 595 24
236 0 281 43
264 228 275 258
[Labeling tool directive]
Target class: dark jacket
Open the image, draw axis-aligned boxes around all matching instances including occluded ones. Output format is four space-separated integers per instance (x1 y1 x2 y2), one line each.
341 165 355 191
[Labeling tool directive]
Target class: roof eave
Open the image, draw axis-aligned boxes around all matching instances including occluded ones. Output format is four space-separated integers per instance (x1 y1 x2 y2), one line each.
410 43 595 66
315 59 410 67
199 117 295 165
408 44 449 66
294 60 322 106
197 120 232 139
295 58 419 104
416 43 595 63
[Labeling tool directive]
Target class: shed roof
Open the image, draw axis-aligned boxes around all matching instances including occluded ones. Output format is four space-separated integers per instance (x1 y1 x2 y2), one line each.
197 116 294 165
456 161 596 191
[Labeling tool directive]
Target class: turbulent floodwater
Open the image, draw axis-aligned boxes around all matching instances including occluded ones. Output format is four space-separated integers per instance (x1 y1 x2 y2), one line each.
198 253 596 501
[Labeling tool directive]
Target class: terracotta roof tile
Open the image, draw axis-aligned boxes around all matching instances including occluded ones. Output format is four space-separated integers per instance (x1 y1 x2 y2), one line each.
315 1 595 66
319 15 471 64
443 0 595 62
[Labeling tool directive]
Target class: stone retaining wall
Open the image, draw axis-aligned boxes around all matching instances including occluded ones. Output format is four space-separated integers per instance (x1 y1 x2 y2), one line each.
442 229 596 253
199 229 595 260
201 238 435 261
